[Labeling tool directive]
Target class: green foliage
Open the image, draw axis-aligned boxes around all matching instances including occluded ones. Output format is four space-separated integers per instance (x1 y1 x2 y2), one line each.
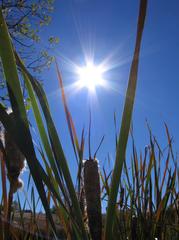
1 0 54 44
0 0 178 239
0 0 58 105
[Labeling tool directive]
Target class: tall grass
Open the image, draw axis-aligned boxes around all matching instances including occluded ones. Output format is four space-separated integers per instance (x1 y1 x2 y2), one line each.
105 0 147 237
0 0 178 239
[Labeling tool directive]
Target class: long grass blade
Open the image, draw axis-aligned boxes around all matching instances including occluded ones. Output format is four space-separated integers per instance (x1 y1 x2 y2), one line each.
55 61 80 162
105 1 148 238
15 53 88 239
0 9 56 233
23 72 71 205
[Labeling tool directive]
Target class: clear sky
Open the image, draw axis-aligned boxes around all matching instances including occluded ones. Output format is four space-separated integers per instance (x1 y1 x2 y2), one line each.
37 0 179 178
1 0 179 207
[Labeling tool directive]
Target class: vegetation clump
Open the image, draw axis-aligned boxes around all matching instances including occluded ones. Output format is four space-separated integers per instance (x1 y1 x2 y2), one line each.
0 0 178 239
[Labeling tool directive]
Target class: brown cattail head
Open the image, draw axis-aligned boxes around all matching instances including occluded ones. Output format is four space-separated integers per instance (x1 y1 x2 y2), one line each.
4 113 25 193
119 187 125 208
84 158 102 240
79 186 85 217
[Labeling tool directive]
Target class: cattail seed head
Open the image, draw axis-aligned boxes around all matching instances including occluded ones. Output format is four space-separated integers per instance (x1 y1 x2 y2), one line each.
4 112 25 193
84 158 102 240
119 187 125 208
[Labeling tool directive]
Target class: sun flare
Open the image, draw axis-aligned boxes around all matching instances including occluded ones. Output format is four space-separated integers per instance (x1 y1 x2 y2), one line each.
76 62 105 92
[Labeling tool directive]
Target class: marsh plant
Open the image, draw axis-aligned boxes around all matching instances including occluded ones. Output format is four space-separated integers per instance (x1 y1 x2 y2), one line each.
0 0 178 239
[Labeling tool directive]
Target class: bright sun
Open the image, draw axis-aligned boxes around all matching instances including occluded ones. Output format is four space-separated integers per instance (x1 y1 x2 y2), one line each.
76 62 105 92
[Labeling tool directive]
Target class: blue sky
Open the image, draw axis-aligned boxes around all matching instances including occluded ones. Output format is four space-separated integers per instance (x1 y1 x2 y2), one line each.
1 0 179 208
38 0 179 177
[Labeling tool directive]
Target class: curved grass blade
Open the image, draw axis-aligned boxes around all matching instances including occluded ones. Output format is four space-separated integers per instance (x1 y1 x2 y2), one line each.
23 72 71 207
55 60 79 163
104 1 148 238
15 54 88 239
55 62 87 204
24 70 87 238
0 10 56 233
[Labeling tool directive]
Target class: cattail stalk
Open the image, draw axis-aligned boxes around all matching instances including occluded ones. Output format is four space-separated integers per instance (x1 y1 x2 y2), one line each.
0 124 8 218
84 159 102 240
0 145 8 239
0 146 8 218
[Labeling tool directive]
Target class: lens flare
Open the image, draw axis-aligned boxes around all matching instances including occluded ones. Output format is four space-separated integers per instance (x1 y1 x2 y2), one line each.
76 61 106 92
